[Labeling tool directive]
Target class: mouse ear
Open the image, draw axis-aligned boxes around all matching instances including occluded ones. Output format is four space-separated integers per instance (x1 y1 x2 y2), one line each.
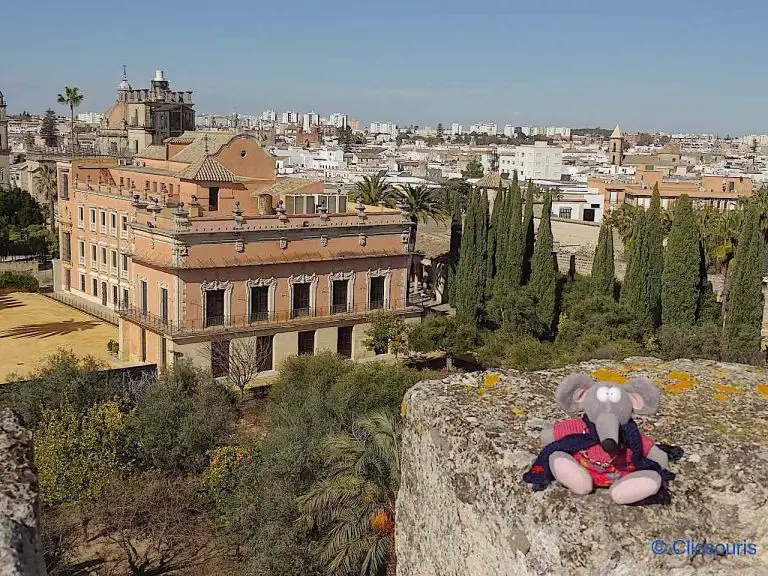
555 374 594 414
624 377 660 414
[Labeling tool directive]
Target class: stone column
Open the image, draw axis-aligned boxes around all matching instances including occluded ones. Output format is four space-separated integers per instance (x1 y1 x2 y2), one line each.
0 409 47 576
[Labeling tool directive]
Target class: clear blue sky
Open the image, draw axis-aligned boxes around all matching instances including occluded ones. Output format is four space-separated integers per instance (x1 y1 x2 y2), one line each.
2 0 766 135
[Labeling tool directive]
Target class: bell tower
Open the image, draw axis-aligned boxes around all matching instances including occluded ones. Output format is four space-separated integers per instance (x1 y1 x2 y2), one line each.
609 124 624 166
0 91 9 189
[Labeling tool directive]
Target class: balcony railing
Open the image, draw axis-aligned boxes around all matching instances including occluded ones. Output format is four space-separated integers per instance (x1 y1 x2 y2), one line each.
118 299 408 337
368 300 385 310
331 303 349 315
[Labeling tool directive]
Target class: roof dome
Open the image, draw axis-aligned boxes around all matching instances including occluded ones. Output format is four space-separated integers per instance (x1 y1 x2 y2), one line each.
118 79 131 90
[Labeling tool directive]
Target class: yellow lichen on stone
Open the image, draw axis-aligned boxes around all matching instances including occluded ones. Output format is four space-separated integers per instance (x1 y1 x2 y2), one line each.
401 401 408 417
591 368 628 384
666 380 696 394
757 384 768 398
511 407 525 417
713 384 745 395
478 373 501 396
668 371 692 380
714 393 728 401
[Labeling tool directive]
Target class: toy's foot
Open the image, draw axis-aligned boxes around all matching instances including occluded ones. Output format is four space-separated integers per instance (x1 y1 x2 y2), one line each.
549 451 593 495
609 470 661 504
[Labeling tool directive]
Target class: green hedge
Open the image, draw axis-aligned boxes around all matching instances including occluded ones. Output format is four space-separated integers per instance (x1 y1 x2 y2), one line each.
0 271 39 292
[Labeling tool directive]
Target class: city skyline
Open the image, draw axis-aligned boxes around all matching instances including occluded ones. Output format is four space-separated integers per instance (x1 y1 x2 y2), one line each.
2 0 767 135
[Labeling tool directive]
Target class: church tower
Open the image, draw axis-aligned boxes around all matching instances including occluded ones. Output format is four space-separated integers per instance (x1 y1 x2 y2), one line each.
0 91 9 189
609 124 624 166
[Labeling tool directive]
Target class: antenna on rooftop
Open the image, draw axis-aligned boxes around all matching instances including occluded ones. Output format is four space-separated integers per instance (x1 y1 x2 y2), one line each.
203 133 209 155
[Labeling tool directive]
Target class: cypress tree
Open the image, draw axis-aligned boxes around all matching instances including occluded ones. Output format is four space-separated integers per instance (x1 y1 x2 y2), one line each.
722 200 765 364
529 190 557 335
620 210 647 321
522 180 535 284
453 190 488 323
446 190 463 305
483 189 494 300
644 184 664 328
591 222 615 298
661 195 700 326
506 179 524 287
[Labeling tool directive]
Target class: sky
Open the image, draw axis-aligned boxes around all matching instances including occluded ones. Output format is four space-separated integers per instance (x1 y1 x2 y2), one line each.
2 0 767 135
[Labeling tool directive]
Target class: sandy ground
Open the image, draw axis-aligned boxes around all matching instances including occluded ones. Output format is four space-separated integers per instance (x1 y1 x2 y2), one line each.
0 291 124 382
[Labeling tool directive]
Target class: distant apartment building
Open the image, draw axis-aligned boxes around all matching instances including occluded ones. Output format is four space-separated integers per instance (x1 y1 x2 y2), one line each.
588 170 753 213
416 126 435 137
96 69 195 157
302 112 320 132
328 113 348 129
261 109 278 122
281 111 300 124
469 122 497 136
482 141 563 180
451 123 463 136
369 122 398 136
54 131 417 373
503 125 516 138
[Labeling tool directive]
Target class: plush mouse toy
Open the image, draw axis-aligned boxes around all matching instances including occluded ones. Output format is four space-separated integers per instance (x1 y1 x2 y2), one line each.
523 374 680 505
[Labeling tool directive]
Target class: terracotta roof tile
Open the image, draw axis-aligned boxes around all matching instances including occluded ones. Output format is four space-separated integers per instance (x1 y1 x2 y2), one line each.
179 155 239 182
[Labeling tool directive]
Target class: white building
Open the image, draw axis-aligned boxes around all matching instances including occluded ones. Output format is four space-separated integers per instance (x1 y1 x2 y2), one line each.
76 112 105 124
369 121 398 136
328 113 348 129
451 122 463 136
302 111 320 131
416 125 435 137
469 122 498 136
261 109 278 122
483 141 563 181
503 124 516 138
281 111 300 124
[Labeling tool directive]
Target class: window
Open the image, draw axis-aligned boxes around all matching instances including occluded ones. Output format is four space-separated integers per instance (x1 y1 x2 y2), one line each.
205 289 225 327
80 274 86 292
90 244 97 268
78 240 85 264
331 279 348 314
112 285 118 306
169 184 174 195
121 215 128 238
121 253 128 276
101 247 107 265
78 206 84 227
211 339 230 377
140 280 148 314
208 187 219 211
92 278 98 296
558 207 572 219
728 181 735 192
369 277 385 309
249 286 269 322
256 336 274 372
298 330 315 356
122 288 129 308
292 283 311 318
111 250 118 269
89 208 96 231
110 213 117 235
100 210 106 233
160 287 168 323
337 326 353 358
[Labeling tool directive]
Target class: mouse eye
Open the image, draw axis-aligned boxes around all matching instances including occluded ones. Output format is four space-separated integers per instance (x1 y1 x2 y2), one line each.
596 386 610 402
607 387 622 403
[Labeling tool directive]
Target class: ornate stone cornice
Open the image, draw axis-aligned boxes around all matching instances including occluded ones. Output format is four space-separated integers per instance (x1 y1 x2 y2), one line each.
288 273 317 284
329 270 355 281
245 277 277 288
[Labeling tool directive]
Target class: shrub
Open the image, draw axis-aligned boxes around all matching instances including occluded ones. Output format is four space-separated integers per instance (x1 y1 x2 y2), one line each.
2 349 115 426
129 360 237 474
363 310 408 356
659 322 722 361
0 271 39 292
35 401 131 505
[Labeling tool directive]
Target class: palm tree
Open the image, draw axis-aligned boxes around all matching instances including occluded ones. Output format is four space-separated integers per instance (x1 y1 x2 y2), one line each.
35 163 58 234
57 87 84 153
298 409 402 576
397 184 445 293
699 207 742 320
354 173 395 207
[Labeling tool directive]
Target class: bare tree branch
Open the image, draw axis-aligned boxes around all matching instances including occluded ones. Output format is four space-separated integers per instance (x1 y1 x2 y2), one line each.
202 335 273 397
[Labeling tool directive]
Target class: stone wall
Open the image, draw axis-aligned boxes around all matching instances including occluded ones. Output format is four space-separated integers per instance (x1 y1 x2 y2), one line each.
397 359 768 575
0 409 46 576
